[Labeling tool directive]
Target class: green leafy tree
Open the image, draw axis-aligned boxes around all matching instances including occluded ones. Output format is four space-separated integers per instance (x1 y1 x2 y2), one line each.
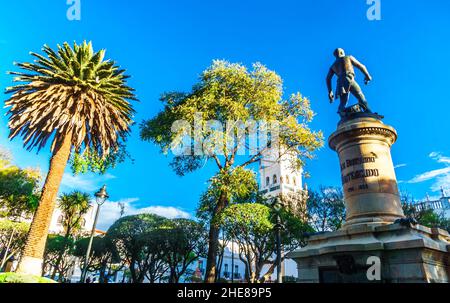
50 191 91 280
0 149 41 220
5 41 136 275
307 187 346 232
160 218 207 283
0 220 30 271
141 60 323 282
402 203 450 232
261 205 313 282
70 142 133 175
219 203 310 283
43 234 75 282
74 236 123 283
106 214 169 283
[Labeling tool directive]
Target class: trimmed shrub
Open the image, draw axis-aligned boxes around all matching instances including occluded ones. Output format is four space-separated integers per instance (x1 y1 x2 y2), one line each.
0 273 57 283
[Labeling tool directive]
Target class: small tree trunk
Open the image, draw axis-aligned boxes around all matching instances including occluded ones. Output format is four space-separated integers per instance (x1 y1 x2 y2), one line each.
51 228 71 280
169 270 177 283
216 245 224 281
129 261 138 283
99 262 107 283
204 193 228 283
16 132 73 276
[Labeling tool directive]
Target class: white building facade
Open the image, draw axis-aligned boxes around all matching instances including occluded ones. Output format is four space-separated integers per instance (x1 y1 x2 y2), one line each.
258 146 304 199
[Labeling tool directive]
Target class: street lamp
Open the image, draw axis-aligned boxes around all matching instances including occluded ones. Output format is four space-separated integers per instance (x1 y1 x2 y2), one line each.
80 185 109 283
271 197 284 284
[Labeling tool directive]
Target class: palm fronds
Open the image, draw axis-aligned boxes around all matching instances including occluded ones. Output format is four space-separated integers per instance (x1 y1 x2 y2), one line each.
5 41 137 157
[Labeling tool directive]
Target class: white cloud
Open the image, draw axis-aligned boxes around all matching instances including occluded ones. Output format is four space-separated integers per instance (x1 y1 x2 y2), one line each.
429 152 450 164
394 163 407 169
134 206 191 219
96 198 192 231
431 174 450 193
96 198 139 230
407 152 450 193
408 167 450 183
60 173 116 192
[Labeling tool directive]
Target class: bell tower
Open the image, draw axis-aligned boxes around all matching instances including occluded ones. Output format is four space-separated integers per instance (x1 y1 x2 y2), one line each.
259 146 307 220
259 146 303 198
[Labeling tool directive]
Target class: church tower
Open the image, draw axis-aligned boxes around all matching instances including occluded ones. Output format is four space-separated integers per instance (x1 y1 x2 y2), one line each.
259 146 303 197
259 146 307 219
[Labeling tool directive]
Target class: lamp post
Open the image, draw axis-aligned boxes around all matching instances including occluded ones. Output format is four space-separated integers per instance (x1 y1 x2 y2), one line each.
271 197 284 284
80 185 109 283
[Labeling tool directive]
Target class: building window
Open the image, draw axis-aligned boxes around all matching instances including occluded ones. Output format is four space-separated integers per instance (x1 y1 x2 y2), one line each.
81 218 86 228
273 174 278 184
57 215 64 225
293 177 297 186
224 264 230 278
266 177 270 186
286 176 290 184
234 265 239 279
280 176 283 184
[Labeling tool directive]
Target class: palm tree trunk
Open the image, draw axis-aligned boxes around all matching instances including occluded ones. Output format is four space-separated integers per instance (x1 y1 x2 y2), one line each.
16 133 73 276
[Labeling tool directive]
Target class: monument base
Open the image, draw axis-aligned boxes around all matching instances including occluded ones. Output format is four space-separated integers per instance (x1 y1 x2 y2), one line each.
288 223 450 283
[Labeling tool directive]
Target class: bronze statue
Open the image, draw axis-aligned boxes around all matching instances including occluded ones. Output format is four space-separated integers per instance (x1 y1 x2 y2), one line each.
326 48 373 118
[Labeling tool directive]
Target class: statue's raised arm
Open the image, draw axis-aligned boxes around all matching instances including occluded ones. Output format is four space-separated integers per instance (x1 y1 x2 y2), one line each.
326 48 376 119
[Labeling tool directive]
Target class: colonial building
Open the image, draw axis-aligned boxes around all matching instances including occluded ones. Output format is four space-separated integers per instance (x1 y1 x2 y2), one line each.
48 203 99 235
259 146 308 219
406 188 450 214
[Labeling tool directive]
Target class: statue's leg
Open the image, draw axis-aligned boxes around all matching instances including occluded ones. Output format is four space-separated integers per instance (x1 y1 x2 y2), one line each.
350 82 372 113
338 94 348 117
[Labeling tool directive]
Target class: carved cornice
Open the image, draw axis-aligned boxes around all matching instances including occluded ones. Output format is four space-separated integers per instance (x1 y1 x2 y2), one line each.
329 126 397 151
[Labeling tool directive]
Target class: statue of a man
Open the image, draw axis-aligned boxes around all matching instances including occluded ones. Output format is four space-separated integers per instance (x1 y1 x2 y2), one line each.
326 48 373 118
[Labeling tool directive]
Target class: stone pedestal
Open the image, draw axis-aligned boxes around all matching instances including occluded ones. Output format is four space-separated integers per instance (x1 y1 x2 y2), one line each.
288 114 450 283
329 116 404 227
289 223 450 283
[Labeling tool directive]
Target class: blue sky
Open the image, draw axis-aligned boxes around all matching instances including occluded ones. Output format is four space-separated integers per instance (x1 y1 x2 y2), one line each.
0 0 449 229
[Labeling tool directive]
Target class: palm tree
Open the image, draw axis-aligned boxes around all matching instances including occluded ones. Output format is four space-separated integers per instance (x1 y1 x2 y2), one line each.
50 191 91 281
5 41 136 275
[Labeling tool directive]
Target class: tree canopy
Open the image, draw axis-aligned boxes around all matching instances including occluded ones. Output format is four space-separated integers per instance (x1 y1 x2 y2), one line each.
0 148 41 219
402 203 450 232
159 218 207 283
219 203 311 283
307 187 346 232
106 214 207 283
6 41 137 158
0 220 30 270
106 213 169 283
141 60 322 172
74 236 122 283
141 60 323 282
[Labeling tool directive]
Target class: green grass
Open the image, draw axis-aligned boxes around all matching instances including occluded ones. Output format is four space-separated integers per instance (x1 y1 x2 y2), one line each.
0 272 57 283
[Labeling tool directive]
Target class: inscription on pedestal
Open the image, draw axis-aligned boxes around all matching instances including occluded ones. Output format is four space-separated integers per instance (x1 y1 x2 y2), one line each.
341 155 380 195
